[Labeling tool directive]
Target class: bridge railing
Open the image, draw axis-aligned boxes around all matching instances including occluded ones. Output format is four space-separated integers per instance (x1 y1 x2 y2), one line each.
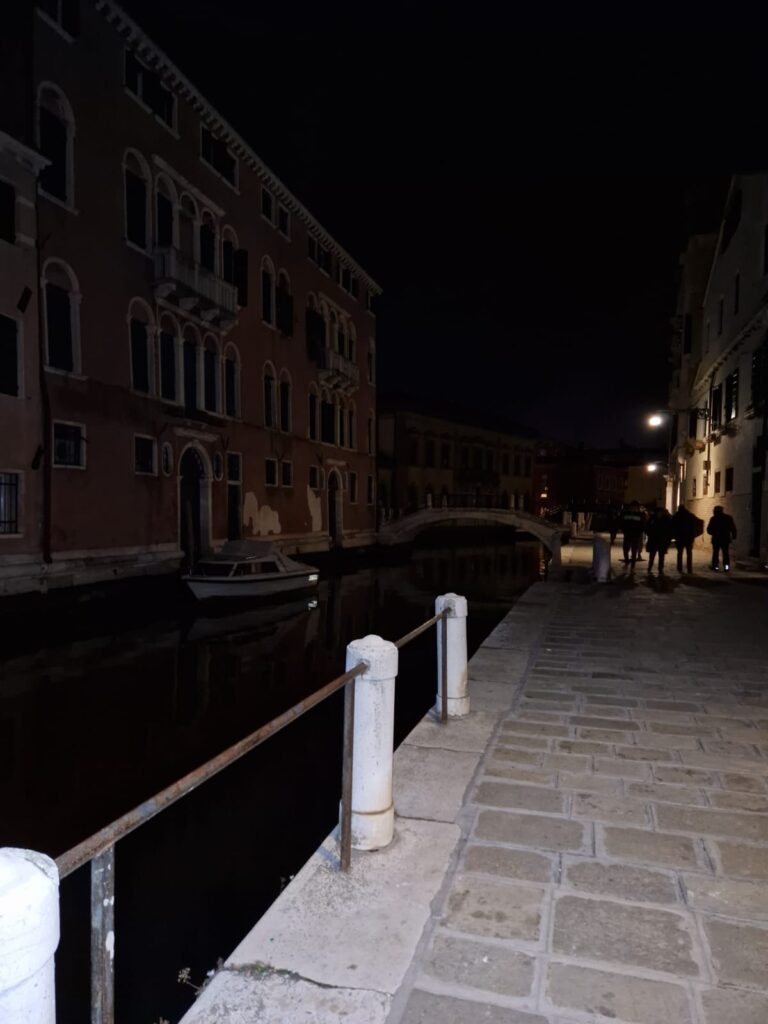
0 593 469 1024
380 493 534 522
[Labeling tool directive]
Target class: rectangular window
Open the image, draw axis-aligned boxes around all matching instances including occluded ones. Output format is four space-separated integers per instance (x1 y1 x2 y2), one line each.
0 314 19 397
134 435 156 474
265 457 277 486
367 418 374 454
264 375 275 427
277 204 290 236
308 392 318 440
350 277 359 299
0 181 15 243
718 298 724 335
130 319 150 393
366 475 374 505
201 127 237 186
341 267 351 292
752 344 768 408
53 422 84 467
276 284 293 335
725 466 734 492
725 370 739 421
309 465 319 489
159 333 177 401
711 385 722 428
0 472 19 534
317 245 331 274
204 348 217 411
226 452 242 541
280 380 290 432
734 273 740 315
281 460 293 487
714 470 721 493
261 189 274 222
45 283 73 371
307 237 317 262
349 471 357 503
125 51 175 127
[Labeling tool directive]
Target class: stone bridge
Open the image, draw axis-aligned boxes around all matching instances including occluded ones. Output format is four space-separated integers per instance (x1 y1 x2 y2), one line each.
378 506 563 566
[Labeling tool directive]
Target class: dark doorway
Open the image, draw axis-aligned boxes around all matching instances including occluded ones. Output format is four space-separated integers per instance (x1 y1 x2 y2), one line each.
180 448 205 568
328 471 340 545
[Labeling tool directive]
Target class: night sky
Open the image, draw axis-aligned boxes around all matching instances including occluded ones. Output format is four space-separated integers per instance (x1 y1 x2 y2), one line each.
119 3 758 445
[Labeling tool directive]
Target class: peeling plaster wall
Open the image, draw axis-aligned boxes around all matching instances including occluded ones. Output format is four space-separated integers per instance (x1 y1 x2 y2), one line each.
243 492 281 536
306 486 322 533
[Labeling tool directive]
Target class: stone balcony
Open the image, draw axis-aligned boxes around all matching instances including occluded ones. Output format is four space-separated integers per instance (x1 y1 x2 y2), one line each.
318 346 360 393
154 247 238 327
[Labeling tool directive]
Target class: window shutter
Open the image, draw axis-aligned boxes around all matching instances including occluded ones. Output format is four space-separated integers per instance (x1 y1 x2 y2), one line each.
233 248 248 306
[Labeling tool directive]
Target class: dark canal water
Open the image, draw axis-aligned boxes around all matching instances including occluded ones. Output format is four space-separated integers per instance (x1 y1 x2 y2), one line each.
0 531 542 1023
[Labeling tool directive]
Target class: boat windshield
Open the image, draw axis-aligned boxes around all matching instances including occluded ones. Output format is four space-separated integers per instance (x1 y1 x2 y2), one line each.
193 562 234 577
232 560 280 576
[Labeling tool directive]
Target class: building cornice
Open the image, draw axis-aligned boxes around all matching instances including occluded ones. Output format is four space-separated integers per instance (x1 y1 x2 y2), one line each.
94 0 383 295
691 297 768 399
0 129 50 174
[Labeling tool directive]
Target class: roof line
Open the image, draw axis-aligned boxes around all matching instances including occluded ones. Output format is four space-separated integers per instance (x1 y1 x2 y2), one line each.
94 0 382 294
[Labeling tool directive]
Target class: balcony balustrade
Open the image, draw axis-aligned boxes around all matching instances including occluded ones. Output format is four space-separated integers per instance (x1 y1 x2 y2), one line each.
318 346 360 393
154 247 238 324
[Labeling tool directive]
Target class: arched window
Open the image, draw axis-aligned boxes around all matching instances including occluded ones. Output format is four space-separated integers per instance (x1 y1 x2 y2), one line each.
199 210 216 273
279 370 292 433
338 318 347 360
261 258 275 326
348 322 357 364
182 324 200 414
155 174 177 248
320 388 335 444
179 193 197 261
123 150 150 250
223 343 240 418
159 313 180 402
276 270 292 335
338 397 347 448
128 298 154 394
43 259 81 372
221 226 238 284
347 401 356 450
329 311 338 353
203 334 219 412
37 84 75 205
306 294 326 360
263 362 276 427
308 384 319 441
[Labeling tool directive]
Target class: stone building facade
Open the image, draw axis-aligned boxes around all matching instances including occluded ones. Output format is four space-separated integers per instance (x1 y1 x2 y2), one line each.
670 177 768 561
0 1 380 595
378 404 535 516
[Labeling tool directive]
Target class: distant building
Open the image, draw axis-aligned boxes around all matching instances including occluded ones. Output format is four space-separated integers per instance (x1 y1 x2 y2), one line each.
0 2 380 595
670 176 768 561
378 401 536 516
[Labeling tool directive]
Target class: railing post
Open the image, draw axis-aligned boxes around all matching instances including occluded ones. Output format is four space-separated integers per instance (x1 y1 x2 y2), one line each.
91 847 115 1024
435 593 469 718
592 535 611 582
0 848 60 1024
344 635 398 851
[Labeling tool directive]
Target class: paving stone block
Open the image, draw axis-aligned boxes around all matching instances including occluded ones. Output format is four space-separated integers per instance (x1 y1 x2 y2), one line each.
526 690 574 701
586 696 639 707
647 700 702 712
547 961 692 1023
578 727 637 743
703 740 762 759
594 757 651 779
700 986 768 1024
582 704 631 718
552 895 699 975
496 732 552 749
474 781 565 814
541 753 590 773
654 765 716 786
681 750 768 770
647 722 718 736
639 732 703 750
712 842 768 879
655 805 768 842
500 721 571 738
627 782 708 806
570 715 640 731
615 745 676 762
464 844 554 883
602 826 699 867
558 773 624 795
488 747 544 767
422 931 535 996
400 990 548 1024
564 859 678 903
721 772 767 793
483 765 554 785
444 875 544 941
522 699 575 712
683 873 768 921
475 809 589 852
708 791 768 813
557 740 612 755
704 917 768 986
573 792 649 826
517 710 568 723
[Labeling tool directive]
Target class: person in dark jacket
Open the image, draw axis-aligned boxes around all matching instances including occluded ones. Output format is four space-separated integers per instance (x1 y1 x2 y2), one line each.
671 503 700 573
644 507 673 574
621 501 645 566
707 506 737 571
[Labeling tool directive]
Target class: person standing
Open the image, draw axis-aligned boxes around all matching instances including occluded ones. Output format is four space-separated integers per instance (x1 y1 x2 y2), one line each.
645 507 673 574
671 503 701 573
707 505 737 571
621 500 644 566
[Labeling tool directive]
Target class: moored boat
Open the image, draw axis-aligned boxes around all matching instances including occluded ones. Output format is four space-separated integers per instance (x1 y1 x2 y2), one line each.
183 540 319 600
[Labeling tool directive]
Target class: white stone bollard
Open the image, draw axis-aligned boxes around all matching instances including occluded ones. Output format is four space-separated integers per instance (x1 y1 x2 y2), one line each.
345 635 399 851
593 535 611 582
435 593 469 717
0 848 60 1024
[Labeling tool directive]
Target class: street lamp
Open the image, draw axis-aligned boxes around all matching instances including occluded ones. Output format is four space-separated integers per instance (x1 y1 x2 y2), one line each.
645 410 674 509
647 415 664 428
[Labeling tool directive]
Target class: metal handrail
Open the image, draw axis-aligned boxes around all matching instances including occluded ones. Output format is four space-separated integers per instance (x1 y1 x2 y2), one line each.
53 607 450 1023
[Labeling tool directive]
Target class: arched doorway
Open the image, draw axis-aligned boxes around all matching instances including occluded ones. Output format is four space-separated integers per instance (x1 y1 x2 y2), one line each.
328 471 342 546
179 447 207 568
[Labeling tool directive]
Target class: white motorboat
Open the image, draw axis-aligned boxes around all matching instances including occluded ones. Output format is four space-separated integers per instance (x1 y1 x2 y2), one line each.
183 540 319 600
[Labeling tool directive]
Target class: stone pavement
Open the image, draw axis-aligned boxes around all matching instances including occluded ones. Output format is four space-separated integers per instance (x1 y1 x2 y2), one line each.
182 538 768 1024
390 541 768 1024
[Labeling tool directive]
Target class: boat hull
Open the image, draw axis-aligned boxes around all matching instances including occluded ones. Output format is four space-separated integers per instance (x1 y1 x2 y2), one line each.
184 572 319 601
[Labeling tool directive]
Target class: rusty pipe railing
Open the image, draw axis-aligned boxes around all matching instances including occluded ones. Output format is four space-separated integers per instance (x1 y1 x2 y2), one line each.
53 607 450 1024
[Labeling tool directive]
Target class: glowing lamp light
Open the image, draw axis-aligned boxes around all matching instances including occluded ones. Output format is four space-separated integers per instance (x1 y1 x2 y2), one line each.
647 414 664 428
646 463 659 473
